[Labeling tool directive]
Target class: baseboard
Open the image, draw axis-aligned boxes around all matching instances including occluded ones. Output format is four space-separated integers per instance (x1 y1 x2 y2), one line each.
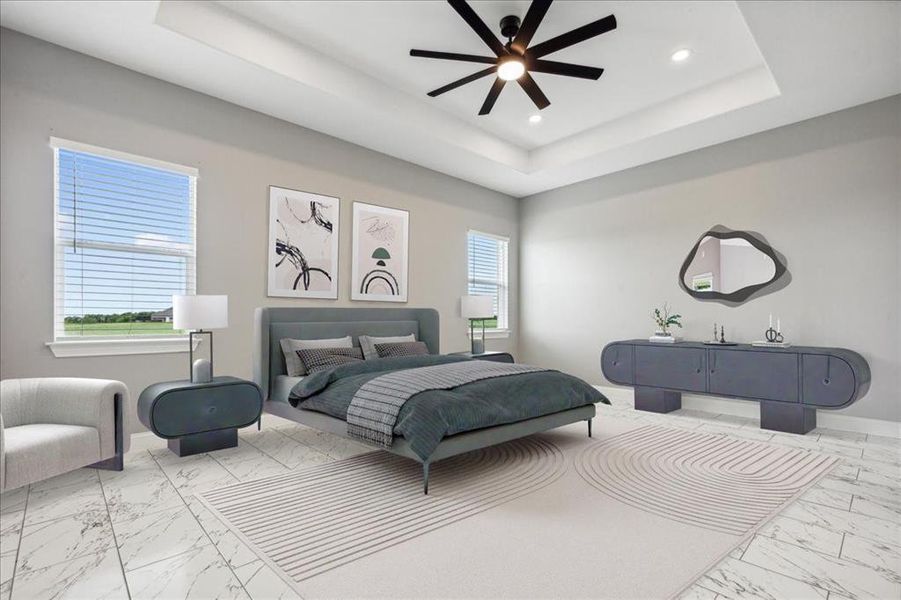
128 430 165 452
596 385 901 439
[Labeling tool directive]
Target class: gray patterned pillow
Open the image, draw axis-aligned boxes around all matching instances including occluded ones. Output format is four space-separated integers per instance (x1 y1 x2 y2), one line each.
296 347 364 373
359 334 415 360
281 336 352 376
374 341 430 358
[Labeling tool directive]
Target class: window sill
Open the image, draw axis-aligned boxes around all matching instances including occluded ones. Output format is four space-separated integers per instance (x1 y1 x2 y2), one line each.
467 329 510 340
47 336 200 358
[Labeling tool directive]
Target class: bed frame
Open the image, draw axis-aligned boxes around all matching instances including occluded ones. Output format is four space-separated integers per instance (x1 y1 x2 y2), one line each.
253 307 595 493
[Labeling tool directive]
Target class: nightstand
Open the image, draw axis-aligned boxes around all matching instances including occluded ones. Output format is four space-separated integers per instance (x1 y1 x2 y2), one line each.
450 351 515 363
138 376 263 457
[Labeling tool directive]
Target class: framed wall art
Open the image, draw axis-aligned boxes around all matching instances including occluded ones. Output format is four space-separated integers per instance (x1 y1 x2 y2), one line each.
351 202 409 302
268 186 339 299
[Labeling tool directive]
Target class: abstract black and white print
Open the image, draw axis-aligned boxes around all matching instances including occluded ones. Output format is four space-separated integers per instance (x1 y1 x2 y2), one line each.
267 186 339 299
351 202 409 302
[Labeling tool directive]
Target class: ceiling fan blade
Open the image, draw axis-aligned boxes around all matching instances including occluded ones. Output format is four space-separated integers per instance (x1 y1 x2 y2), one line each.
527 14 617 58
517 73 550 110
410 49 498 65
428 67 497 97
447 0 507 57
528 59 604 80
479 78 507 115
511 0 553 55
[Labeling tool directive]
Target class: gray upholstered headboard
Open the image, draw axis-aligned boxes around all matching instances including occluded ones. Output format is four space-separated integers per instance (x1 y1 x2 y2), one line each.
252 307 440 400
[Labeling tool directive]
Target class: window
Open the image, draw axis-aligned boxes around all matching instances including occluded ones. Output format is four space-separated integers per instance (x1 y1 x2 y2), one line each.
467 230 509 332
51 138 197 352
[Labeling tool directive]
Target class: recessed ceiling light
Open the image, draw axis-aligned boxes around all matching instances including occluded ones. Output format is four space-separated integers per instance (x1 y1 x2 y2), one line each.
497 57 526 81
671 48 692 63
529 114 542 124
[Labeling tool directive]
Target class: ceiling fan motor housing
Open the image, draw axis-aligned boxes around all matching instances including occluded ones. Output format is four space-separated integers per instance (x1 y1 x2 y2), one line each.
500 15 521 41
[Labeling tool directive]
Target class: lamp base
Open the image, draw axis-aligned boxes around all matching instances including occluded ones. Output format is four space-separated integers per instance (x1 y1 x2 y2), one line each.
471 338 485 355
192 358 212 383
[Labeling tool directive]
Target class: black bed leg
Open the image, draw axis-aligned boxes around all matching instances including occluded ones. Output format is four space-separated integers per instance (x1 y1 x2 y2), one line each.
587 418 593 438
423 463 430 495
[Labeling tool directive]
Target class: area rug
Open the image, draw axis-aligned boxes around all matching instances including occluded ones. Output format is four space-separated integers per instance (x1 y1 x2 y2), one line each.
198 420 838 599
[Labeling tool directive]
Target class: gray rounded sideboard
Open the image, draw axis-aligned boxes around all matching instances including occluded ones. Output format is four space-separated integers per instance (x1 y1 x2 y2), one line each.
600 340 870 434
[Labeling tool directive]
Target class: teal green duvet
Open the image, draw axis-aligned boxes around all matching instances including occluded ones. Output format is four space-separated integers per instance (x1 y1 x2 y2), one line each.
289 354 607 460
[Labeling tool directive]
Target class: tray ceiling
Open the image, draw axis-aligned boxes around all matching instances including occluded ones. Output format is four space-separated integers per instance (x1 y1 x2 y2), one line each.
1 1 898 197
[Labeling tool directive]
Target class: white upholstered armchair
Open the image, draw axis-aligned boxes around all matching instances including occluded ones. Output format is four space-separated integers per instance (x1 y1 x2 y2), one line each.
0 378 128 491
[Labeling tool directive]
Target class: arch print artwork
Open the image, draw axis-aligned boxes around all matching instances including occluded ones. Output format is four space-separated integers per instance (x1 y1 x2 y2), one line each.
351 202 409 302
267 186 340 299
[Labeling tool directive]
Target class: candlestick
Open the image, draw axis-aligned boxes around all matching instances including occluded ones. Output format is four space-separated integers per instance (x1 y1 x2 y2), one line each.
777 318 781 333
769 314 773 327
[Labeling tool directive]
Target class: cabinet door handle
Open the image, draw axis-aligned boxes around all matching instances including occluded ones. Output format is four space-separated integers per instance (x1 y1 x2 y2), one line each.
823 356 831 385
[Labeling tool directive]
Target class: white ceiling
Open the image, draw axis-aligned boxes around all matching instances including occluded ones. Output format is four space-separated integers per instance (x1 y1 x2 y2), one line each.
1 1 899 197
218 1 767 150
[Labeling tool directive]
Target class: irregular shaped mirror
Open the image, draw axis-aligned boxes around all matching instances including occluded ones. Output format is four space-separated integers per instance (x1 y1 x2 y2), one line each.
679 225 789 305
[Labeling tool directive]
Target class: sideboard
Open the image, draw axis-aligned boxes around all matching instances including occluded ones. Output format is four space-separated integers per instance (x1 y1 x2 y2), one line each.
600 340 870 434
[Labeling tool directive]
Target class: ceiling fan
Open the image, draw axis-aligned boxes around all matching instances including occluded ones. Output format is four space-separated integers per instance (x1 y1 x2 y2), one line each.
410 0 617 115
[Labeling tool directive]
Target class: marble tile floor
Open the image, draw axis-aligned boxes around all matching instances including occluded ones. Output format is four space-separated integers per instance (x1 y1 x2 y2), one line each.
0 402 897 600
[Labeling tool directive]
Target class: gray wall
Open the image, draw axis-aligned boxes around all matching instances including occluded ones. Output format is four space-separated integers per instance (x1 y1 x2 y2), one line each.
520 95 901 422
0 29 519 433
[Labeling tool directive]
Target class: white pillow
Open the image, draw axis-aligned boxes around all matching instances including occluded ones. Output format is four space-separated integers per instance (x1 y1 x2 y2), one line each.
280 336 353 376
358 334 416 360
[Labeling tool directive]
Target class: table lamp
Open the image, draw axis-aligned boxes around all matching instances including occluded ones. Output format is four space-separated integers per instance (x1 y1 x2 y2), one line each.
173 294 228 383
461 295 494 355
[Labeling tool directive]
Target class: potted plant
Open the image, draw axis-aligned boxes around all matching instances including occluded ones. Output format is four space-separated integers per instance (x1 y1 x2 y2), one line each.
651 303 682 342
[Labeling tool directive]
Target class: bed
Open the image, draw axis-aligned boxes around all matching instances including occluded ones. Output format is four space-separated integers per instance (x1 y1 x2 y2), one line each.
253 307 602 493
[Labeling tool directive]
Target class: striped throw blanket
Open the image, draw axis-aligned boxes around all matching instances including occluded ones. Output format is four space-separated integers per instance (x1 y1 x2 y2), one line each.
346 360 548 448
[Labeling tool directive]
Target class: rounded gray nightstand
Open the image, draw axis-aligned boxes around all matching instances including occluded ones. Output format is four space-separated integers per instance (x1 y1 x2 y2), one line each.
449 351 514 363
138 376 263 456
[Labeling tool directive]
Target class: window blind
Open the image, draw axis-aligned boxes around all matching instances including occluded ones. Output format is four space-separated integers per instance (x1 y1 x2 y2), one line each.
53 141 197 339
467 230 509 330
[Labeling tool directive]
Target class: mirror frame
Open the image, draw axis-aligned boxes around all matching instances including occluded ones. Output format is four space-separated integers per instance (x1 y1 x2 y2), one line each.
678 225 790 305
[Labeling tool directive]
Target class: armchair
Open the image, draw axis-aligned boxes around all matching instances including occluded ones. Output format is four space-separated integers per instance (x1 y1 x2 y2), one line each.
0 378 128 491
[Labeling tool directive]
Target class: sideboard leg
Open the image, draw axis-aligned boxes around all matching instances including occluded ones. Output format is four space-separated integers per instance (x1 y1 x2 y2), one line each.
760 401 816 435
634 387 682 413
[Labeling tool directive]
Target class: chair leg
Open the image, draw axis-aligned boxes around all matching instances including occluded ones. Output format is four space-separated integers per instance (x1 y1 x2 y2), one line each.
423 462 430 495
89 454 123 471
588 418 593 438
89 392 124 472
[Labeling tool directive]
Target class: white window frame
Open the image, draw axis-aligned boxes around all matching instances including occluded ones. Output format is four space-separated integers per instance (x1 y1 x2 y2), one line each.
47 138 199 357
467 229 510 338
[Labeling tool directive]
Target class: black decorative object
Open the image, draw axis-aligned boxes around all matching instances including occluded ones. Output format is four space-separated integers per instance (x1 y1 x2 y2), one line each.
679 225 790 305
410 0 617 115
765 327 784 343
705 323 737 346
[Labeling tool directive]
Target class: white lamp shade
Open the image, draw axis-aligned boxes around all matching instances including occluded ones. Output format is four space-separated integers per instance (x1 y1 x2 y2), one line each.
461 295 494 319
173 295 228 330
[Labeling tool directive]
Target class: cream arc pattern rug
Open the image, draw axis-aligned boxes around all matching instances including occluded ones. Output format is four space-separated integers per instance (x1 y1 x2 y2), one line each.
198 420 837 599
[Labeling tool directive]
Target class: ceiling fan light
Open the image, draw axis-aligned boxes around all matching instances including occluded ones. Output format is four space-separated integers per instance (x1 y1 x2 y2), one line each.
497 58 526 81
